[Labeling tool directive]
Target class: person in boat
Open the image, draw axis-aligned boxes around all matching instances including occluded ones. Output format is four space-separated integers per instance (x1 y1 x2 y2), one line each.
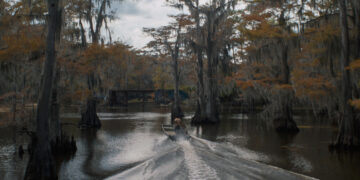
174 118 188 138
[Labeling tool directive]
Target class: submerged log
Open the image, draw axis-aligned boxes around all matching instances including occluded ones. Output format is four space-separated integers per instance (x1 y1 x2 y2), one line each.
79 97 101 129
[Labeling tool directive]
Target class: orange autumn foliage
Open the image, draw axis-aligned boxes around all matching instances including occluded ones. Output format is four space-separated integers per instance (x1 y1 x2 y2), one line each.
242 21 283 40
349 99 360 110
274 84 293 90
292 69 334 99
349 59 360 70
236 80 254 90
0 30 45 62
233 62 277 91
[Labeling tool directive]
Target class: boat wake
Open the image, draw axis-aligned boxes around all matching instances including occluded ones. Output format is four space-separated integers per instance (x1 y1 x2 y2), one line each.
105 134 317 180
178 140 219 180
63 112 316 180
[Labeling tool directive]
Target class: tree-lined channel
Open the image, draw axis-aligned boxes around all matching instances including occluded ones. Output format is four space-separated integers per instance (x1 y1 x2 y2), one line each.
2 0 360 179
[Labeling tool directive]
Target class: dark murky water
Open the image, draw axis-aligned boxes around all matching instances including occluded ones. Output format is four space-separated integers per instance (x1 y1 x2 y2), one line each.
1 103 359 179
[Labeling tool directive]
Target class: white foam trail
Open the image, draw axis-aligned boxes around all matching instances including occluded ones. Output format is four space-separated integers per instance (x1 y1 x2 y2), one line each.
224 142 270 162
290 152 313 173
190 135 217 152
104 132 159 167
178 140 220 180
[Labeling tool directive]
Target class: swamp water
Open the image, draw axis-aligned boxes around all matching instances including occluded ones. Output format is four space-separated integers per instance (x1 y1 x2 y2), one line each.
0 103 359 179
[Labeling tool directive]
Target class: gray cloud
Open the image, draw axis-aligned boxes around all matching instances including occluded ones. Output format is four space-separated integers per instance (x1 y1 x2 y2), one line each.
107 0 245 49
111 1 142 16
106 0 182 49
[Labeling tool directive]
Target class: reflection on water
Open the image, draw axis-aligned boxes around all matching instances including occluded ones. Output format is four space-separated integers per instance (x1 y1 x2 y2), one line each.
0 103 359 179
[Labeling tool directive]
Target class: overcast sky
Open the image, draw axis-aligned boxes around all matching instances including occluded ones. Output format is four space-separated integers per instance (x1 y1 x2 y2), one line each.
107 0 183 49
106 0 246 49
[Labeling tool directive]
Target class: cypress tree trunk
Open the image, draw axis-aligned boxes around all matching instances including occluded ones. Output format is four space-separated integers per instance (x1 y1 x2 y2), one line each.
49 67 61 142
186 0 233 124
328 45 336 78
167 24 183 123
24 0 59 179
49 67 77 155
274 41 299 133
205 44 220 123
191 0 207 124
80 65 101 128
192 48 207 124
79 96 101 129
171 53 183 122
174 53 180 108
79 17 87 48
334 0 359 147
204 11 220 123
350 0 360 58
81 0 105 128
274 98 298 132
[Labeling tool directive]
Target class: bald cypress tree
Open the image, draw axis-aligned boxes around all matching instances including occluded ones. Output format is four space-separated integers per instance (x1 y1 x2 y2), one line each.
180 0 237 124
334 0 359 147
24 0 60 179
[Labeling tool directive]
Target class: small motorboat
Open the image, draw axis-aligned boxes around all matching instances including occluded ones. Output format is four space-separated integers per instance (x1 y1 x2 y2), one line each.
162 124 190 141
162 124 176 140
